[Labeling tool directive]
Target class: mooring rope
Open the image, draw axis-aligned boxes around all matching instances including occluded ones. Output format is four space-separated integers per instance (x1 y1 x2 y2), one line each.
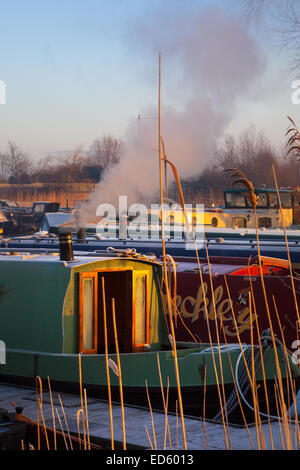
213 331 273 422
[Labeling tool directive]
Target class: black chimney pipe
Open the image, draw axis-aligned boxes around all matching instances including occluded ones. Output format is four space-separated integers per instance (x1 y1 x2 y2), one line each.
77 227 86 242
59 232 74 261
75 209 86 243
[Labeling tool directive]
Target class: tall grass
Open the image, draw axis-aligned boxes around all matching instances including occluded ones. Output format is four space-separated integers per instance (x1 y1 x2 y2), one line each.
19 86 300 454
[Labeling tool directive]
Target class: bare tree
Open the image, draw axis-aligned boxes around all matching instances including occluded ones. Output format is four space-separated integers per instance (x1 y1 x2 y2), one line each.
182 126 295 191
62 146 86 183
242 0 300 72
6 141 32 183
88 134 123 173
32 155 54 183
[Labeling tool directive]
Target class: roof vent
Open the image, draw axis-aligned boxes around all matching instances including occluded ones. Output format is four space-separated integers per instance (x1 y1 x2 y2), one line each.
59 232 74 261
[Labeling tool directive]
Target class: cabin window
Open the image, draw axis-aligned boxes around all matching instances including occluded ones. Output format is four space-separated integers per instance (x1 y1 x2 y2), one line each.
258 217 272 228
269 192 278 208
192 216 198 226
167 215 175 225
211 217 218 227
279 192 292 208
255 192 268 208
79 273 98 354
225 192 247 208
133 272 149 351
232 217 247 228
294 192 300 207
32 203 45 212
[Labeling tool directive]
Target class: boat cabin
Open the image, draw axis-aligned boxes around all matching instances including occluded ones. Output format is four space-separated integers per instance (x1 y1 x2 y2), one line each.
0 250 167 357
223 187 300 228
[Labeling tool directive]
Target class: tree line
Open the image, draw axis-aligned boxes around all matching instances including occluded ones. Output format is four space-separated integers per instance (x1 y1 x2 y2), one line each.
0 134 124 184
175 126 300 199
0 127 299 195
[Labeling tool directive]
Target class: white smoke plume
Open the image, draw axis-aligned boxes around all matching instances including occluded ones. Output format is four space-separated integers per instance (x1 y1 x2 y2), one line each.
80 3 266 222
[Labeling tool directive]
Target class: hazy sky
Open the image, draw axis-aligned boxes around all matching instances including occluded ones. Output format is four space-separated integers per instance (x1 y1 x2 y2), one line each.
0 0 299 161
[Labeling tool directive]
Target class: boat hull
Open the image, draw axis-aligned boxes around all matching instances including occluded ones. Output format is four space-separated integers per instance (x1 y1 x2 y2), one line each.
1 345 299 424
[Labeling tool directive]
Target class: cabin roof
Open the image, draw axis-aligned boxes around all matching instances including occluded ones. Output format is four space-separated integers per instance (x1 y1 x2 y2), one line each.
0 253 108 265
174 259 244 275
224 187 294 193
0 252 160 268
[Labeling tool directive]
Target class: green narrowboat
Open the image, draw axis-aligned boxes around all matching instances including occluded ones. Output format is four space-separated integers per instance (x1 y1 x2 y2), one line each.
0 235 299 422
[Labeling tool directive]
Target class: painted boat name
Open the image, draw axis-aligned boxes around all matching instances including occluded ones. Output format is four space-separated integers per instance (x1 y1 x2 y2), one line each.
162 282 256 336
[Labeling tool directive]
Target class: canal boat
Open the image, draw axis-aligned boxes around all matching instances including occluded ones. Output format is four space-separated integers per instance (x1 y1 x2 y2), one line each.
165 254 300 351
0 235 299 422
4 228 300 263
189 187 300 230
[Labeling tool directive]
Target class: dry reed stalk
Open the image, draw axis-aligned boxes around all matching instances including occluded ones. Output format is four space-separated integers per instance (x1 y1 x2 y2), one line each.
111 297 126 450
223 276 264 432
58 393 73 450
191 238 230 449
157 52 187 450
175 400 179 450
227 275 287 449
160 137 168 205
275 377 293 449
272 296 300 446
252 211 292 444
249 293 265 450
235 270 296 449
225 168 292 439
37 397 50 450
202 238 232 448
156 353 172 449
47 376 57 450
272 164 300 326
76 409 83 450
145 379 157 450
165 378 171 449
78 354 87 450
175 306 198 342
101 276 114 450
217 283 255 448
202 366 209 450
249 268 297 449
161 274 187 449
248 272 275 450
272 296 298 445
161 138 190 240
55 408 69 450
160 279 197 342
84 388 91 451
157 250 197 343
223 278 253 385
273 382 285 449
255 291 290 445
35 376 43 450
145 426 154 450
165 254 177 328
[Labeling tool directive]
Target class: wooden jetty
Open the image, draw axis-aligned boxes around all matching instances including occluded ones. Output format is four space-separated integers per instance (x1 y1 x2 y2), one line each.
0 382 299 450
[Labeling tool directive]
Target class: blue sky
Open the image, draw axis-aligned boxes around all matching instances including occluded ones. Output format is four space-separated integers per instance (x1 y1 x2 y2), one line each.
0 0 299 161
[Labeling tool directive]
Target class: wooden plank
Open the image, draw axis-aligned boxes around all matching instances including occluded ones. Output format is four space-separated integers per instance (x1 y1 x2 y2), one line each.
0 382 298 450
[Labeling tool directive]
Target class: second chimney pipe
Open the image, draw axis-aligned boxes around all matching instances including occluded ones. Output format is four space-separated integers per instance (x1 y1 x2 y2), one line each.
59 232 74 261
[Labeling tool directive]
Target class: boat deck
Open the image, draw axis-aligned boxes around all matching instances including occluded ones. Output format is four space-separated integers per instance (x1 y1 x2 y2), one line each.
0 382 299 450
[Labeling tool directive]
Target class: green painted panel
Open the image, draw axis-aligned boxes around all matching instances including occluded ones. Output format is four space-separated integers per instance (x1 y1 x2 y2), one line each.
0 259 71 353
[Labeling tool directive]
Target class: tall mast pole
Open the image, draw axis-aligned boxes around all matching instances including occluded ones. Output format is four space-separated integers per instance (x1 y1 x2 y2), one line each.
158 52 187 450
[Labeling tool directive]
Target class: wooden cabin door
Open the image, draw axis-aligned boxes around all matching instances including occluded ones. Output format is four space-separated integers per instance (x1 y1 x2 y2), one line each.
98 270 133 354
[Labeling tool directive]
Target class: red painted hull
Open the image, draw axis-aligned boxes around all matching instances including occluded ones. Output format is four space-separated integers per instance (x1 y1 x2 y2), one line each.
162 256 300 350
